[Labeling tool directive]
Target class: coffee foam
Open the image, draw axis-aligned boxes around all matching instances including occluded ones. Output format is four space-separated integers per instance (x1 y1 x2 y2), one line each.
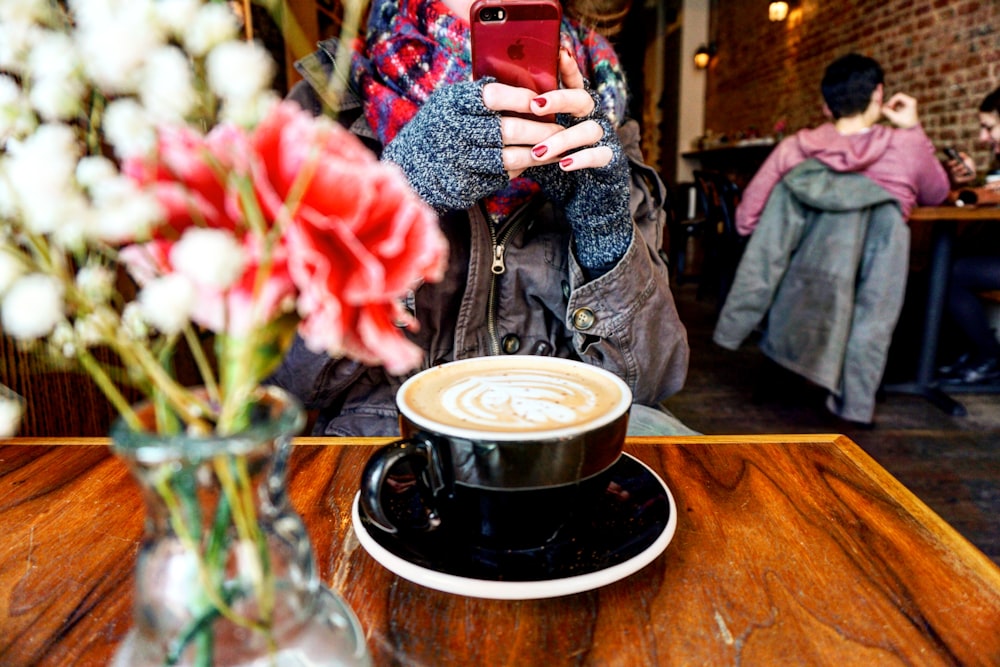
399 358 629 435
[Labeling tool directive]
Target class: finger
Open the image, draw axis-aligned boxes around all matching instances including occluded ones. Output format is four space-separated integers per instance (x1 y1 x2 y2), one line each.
529 120 604 161
530 87 596 119
501 145 537 176
558 47 585 90
499 115 564 147
556 146 615 171
482 81 537 115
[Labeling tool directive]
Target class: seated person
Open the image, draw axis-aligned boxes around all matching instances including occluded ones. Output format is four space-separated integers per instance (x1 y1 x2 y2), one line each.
938 86 1000 384
735 53 949 237
268 0 693 436
714 54 950 425
943 86 1000 205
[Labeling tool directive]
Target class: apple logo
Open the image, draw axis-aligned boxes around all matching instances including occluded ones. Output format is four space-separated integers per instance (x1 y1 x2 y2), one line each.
507 39 525 61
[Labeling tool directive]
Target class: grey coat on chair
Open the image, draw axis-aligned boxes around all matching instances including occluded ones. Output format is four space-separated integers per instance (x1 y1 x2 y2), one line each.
712 159 909 424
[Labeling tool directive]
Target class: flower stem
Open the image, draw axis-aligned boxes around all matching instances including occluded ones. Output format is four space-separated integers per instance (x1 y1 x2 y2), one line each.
77 349 141 430
182 325 221 407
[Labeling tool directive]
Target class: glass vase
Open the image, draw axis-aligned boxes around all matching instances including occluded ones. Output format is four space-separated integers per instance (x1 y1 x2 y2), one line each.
109 386 370 666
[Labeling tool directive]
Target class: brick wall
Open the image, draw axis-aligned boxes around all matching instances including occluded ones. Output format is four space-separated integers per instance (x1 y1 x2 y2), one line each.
703 0 1000 173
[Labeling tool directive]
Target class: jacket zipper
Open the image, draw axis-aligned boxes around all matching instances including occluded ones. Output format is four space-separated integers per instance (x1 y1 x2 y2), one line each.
485 202 535 355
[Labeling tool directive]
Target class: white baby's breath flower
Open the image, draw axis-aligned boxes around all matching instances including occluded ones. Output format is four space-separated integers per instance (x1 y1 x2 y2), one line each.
0 162 15 218
48 192 92 251
76 155 119 190
138 273 194 335
73 0 166 94
207 40 275 102
0 73 19 106
140 45 197 124
5 123 80 234
26 30 85 121
28 73 86 123
219 90 279 128
0 74 36 144
76 264 115 303
75 309 116 347
89 186 162 243
0 249 25 296
103 98 156 159
49 320 76 358
184 2 240 57
0 20 40 74
1 273 64 340
155 0 201 42
172 228 246 289
0 386 23 437
0 0 53 24
121 301 148 341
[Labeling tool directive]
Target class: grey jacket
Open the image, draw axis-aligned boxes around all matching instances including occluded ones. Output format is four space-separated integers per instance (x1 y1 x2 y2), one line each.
269 42 689 436
713 159 909 424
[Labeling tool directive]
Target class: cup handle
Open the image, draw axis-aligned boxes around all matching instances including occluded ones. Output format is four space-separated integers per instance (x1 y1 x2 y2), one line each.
359 436 445 535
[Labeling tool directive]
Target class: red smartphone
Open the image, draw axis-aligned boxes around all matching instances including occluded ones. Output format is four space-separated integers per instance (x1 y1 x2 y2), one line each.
470 0 561 94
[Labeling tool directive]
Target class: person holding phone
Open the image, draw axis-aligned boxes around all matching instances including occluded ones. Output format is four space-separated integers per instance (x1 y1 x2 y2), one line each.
937 86 1000 385
270 0 693 436
943 87 1000 205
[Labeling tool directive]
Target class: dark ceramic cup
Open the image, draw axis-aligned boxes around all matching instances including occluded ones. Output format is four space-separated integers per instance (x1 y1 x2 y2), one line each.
359 356 632 549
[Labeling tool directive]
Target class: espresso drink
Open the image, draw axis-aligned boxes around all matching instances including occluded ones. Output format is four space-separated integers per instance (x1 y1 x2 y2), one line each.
361 356 632 545
398 357 628 435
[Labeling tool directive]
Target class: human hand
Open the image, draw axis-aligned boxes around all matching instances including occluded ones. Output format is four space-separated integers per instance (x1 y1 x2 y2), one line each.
380 80 510 212
492 50 632 276
980 180 1000 205
945 150 977 187
482 48 615 178
881 93 919 129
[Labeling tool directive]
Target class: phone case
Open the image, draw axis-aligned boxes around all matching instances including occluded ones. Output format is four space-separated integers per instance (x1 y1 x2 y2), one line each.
470 0 562 93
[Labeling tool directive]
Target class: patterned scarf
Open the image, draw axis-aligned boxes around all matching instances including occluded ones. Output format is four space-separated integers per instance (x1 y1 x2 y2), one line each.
351 0 629 222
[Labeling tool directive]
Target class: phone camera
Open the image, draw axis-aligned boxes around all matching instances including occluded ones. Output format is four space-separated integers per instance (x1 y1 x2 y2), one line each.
478 7 506 22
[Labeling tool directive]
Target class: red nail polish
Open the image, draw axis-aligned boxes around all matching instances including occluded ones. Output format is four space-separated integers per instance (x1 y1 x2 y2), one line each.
560 157 573 168
532 145 548 158
533 97 547 108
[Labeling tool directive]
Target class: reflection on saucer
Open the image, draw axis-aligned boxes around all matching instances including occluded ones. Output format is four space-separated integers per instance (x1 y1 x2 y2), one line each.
352 453 677 599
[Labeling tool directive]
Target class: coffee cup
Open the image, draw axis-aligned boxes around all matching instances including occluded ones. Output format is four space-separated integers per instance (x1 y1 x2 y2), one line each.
359 356 632 549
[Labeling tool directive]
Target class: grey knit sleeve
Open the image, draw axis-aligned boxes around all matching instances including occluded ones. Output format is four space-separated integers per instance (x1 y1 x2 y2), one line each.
381 80 510 212
526 91 632 277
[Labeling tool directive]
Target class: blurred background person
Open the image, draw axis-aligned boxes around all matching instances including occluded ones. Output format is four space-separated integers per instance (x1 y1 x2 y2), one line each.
938 86 1000 385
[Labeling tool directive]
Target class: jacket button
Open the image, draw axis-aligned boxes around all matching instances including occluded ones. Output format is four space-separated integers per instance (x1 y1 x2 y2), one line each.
572 307 596 330
501 334 521 354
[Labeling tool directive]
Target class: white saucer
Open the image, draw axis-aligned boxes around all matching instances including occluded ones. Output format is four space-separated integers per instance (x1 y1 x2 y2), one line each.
351 453 677 600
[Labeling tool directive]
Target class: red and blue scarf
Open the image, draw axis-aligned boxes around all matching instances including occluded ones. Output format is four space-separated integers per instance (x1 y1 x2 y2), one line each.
351 0 628 222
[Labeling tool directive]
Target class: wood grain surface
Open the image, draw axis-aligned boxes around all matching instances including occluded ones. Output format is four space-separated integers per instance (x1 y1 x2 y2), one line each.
2 435 999 666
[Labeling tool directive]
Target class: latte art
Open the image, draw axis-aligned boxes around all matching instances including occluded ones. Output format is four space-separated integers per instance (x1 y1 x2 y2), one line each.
398 357 630 435
440 370 599 429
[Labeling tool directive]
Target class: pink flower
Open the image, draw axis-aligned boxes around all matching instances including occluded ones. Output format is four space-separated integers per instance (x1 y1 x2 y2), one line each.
122 101 447 375
247 102 447 374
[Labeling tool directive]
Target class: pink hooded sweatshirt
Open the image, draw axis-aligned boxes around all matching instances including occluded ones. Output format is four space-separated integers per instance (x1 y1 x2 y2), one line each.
735 123 950 236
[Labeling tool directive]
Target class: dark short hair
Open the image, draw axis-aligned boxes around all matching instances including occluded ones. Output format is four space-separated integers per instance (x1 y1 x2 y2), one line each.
980 87 1000 115
821 53 884 120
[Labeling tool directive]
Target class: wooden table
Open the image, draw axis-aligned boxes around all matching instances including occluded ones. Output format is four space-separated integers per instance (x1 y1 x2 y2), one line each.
3 435 1000 665
885 205 1000 415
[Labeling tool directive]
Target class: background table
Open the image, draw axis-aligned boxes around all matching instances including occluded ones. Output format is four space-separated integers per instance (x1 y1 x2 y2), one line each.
3 435 1000 665
886 205 1000 415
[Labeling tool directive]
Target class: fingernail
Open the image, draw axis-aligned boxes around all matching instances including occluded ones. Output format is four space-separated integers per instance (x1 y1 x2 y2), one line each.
533 97 547 108
532 145 548 158
560 157 573 168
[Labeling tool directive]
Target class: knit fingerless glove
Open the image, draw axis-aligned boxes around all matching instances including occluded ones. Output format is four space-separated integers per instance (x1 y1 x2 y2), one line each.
381 80 508 212
527 92 632 277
